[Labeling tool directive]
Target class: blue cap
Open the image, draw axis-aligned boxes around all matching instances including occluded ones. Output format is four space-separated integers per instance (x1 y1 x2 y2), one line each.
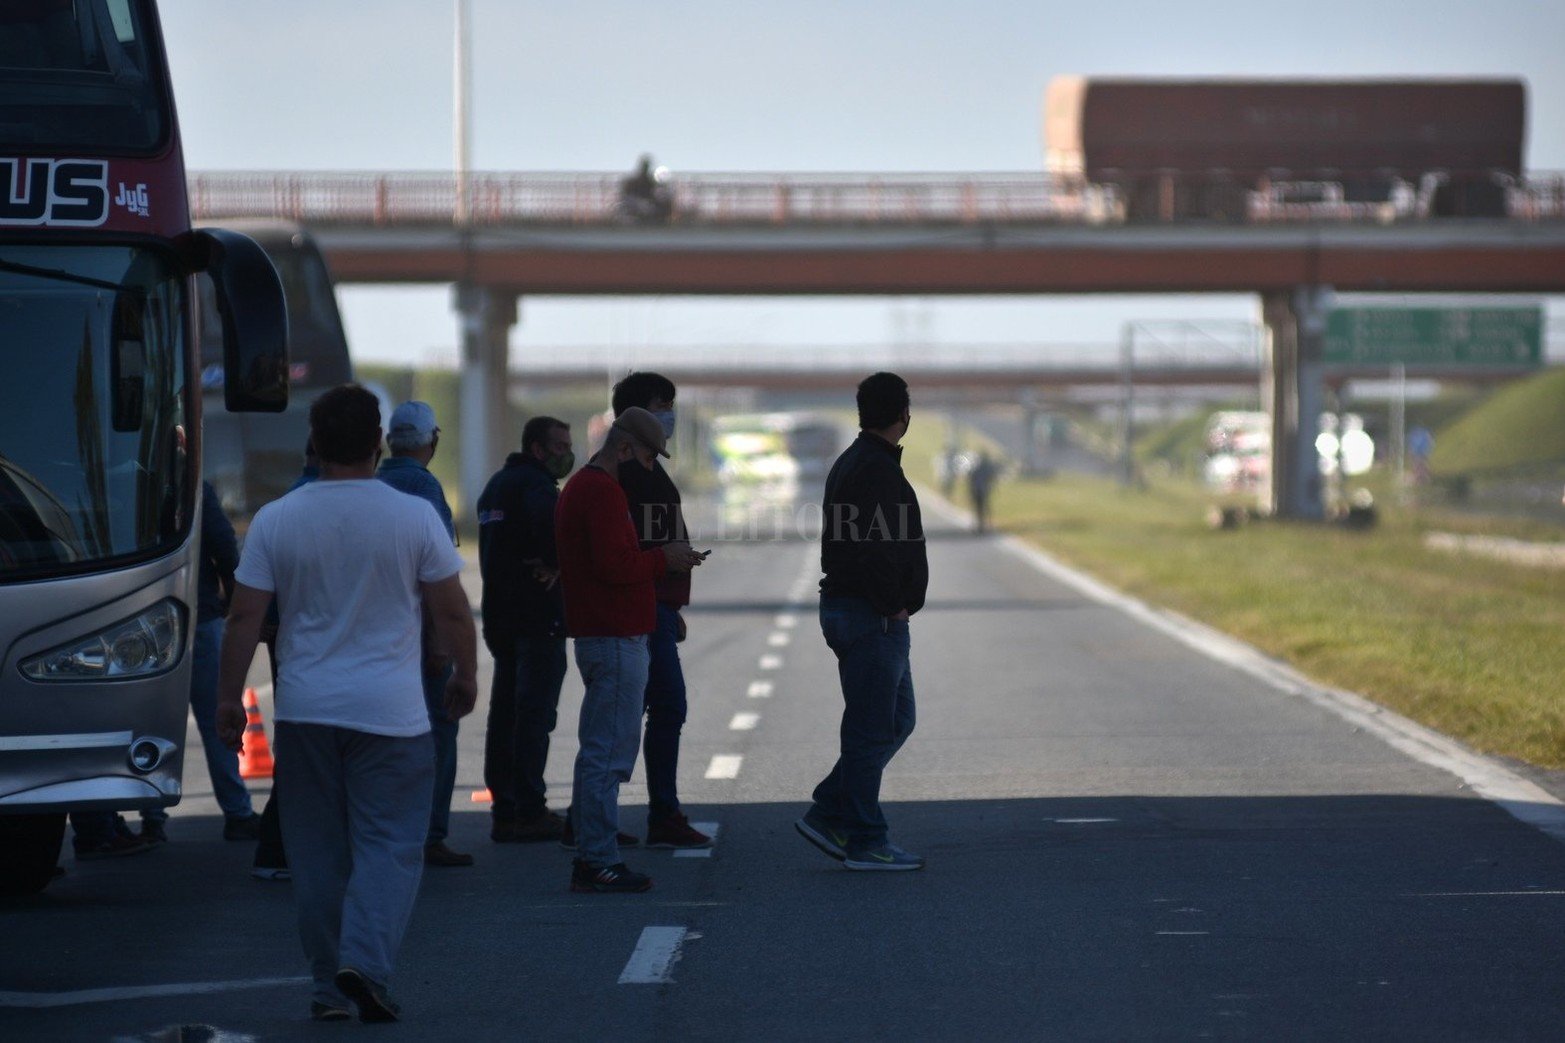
389 400 439 439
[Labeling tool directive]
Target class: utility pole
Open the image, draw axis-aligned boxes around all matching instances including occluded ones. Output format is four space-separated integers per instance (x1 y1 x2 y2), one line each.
1119 322 1136 487
453 0 471 227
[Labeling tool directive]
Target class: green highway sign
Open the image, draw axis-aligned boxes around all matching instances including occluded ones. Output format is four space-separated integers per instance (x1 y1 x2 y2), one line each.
1324 306 1543 368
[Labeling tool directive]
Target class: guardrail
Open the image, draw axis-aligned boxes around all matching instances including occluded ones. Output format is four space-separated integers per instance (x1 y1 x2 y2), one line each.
189 171 1565 227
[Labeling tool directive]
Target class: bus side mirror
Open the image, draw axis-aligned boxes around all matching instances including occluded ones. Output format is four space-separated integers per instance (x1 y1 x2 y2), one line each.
190 228 288 413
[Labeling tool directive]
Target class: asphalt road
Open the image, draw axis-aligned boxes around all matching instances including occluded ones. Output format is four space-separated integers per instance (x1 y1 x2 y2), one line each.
4 489 1565 1041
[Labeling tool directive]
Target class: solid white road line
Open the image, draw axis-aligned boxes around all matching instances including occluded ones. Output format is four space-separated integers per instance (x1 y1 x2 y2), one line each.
747 681 774 699
758 654 783 671
0 976 311 1008
673 822 722 858
618 926 690 984
918 486 1565 847
1053 817 1119 824
729 713 760 731
704 755 743 779
767 632 791 647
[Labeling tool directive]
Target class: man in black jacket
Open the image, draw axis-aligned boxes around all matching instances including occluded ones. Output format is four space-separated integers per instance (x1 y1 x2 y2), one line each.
796 372 928 871
478 416 574 842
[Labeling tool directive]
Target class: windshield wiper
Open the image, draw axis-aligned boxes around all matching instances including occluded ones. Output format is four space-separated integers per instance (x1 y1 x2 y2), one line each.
0 258 125 293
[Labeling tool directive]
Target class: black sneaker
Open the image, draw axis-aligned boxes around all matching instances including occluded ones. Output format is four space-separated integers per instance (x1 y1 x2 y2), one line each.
222 814 262 842
333 967 400 1023
423 841 475 867
843 842 925 872
493 810 566 843
646 813 713 849
570 859 652 893
559 816 639 851
75 832 154 861
138 819 169 844
794 814 848 862
310 1000 352 1022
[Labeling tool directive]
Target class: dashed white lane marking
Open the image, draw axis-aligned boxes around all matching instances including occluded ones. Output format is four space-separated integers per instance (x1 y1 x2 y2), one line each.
775 613 798 629
0 976 311 1008
767 632 791 648
1053 818 1118 824
758 654 783 671
618 926 690 984
729 713 760 731
704 755 743 779
747 681 774 699
672 822 721 859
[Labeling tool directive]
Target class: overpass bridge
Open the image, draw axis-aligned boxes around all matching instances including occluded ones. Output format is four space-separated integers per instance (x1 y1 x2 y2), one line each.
192 170 1565 518
504 340 1536 393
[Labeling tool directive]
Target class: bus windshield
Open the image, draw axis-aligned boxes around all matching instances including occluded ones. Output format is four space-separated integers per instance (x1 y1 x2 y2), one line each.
0 244 189 579
0 0 168 155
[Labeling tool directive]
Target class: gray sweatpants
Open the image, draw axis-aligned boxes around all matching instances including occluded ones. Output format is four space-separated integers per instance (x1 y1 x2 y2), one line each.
275 721 434 1005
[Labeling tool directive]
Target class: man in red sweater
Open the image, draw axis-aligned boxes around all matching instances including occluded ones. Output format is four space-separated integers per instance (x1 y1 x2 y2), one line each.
557 407 705 892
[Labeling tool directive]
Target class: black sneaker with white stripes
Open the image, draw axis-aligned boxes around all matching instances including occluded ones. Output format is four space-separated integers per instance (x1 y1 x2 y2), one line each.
570 858 653 893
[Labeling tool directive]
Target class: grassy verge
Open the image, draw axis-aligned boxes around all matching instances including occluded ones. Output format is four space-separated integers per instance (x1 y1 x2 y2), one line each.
908 417 1565 770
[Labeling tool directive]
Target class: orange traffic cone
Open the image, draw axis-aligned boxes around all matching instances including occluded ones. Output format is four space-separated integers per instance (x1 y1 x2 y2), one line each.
238 687 275 779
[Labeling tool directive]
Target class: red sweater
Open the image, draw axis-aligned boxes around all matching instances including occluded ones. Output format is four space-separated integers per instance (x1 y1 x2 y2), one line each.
555 465 668 637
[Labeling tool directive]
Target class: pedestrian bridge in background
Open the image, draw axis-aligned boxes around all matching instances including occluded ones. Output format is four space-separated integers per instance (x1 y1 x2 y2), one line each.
191 170 1565 294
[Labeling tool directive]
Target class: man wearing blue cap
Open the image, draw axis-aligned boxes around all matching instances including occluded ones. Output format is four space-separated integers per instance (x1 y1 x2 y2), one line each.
377 400 469 868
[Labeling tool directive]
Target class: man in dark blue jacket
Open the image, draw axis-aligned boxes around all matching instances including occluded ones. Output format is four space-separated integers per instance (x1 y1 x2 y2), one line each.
138 480 258 844
377 401 468 868
478 416 574 842
796 372 928 872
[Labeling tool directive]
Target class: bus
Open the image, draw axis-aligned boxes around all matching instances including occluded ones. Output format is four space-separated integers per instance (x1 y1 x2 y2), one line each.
0 1 288 895
199 220 352 520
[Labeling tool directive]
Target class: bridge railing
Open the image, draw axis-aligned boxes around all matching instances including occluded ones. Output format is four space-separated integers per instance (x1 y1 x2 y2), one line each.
502 341 1263 374
188 171 1565 227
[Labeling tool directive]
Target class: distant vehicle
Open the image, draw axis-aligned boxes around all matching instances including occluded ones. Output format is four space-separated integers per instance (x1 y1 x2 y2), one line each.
1203 411 1272 499
1044 77 1524 221
198 220 352 520
711 413 842 485
0 0 288 894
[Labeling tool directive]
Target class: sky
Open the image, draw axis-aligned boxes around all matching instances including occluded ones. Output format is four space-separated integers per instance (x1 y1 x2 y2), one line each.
159 0 1565 368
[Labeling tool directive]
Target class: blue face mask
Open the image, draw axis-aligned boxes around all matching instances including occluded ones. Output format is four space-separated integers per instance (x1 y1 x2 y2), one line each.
652 410 677 440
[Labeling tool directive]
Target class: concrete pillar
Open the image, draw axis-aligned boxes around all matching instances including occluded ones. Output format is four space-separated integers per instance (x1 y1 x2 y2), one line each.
1261 286 1330 520
1019 388 1041 474
452 283 516 522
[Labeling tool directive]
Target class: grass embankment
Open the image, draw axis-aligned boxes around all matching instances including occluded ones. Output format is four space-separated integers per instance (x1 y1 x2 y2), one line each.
1431 367 1565 478
910 417 1565 770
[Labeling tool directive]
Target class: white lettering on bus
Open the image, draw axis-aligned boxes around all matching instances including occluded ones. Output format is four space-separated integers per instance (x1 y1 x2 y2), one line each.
0 158 110 227
114 181 150 218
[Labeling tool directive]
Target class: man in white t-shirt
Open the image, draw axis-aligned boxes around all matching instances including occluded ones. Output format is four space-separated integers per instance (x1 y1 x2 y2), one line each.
216 384 477 1024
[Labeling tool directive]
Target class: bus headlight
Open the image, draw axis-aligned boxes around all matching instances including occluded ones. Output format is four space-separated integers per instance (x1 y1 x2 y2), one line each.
20 600 184 682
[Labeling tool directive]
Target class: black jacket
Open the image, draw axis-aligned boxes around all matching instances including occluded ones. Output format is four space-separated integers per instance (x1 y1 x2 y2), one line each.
477 453 565 644
818 432 928 617
617 458 691 607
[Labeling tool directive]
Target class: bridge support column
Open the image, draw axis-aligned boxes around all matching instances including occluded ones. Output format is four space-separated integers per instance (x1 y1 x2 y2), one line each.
1261 286 1330 520
453 283 516 523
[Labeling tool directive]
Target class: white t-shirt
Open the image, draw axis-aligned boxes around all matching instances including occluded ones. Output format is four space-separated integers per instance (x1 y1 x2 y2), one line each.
235 479 464 737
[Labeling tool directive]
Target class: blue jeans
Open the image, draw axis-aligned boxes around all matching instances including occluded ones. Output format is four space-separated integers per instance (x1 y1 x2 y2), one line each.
643 604 687 822
145 617 253 824
422 662 458 844
483 634 568 823
809 596 917 849
275 721 434 1007
571 636 650 868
